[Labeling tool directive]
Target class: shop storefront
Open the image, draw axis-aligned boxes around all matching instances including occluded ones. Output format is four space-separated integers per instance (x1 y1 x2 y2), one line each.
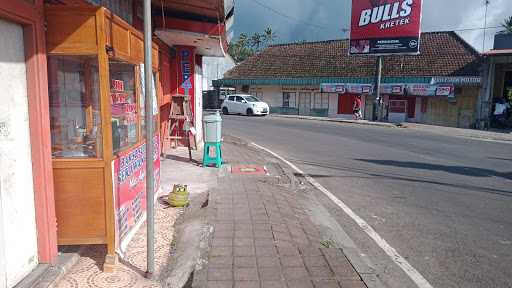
45 5 160 269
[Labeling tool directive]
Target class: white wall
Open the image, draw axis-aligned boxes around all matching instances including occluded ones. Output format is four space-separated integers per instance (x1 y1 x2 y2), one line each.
0 19 38 288
248 86 283 107
328 93 339 117
202 55 236 91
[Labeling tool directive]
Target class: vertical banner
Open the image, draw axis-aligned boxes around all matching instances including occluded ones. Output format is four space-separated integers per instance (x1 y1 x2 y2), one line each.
176 46 196 97
349 0 423 55
113 134 161 251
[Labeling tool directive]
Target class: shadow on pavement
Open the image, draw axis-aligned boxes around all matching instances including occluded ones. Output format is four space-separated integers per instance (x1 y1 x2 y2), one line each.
287 158 512 197
489 157 512 162
356 159 512 181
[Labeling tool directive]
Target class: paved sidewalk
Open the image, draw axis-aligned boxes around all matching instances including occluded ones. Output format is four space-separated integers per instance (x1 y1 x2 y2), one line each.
54 148 205 288
192 139 367 288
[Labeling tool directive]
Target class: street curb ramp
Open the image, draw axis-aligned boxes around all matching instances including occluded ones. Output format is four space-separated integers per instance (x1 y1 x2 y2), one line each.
161 186 211 288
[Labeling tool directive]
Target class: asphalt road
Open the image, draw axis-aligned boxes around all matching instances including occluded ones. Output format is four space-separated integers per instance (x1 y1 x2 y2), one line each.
222 115 512 288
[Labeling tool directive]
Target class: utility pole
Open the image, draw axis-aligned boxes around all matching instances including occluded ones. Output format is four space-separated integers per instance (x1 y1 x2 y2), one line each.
483 0 490 52
373 56 383 121
143 0 155 278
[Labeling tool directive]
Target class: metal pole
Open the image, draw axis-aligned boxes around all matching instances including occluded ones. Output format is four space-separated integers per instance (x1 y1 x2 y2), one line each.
483 0 490 52
373 56 383 121
143 0 155 278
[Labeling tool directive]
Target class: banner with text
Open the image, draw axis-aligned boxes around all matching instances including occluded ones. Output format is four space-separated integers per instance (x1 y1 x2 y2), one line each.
113 135 161 251
349 0 423 55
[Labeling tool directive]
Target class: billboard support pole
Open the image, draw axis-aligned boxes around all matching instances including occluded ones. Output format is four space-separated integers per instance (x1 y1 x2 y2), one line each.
143 0 155 279
373 56 383 121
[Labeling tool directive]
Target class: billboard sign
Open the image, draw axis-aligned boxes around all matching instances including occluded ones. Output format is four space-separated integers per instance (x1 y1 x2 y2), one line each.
349 0 423 55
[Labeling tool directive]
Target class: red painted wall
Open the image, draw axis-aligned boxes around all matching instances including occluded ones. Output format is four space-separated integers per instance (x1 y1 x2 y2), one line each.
338 94 357 114
0 0 58 264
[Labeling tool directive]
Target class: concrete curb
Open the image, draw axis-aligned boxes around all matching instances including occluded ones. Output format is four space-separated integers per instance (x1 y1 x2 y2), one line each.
270 114 512 143
269 114 398 128
15 253 79 288
162 186 211 288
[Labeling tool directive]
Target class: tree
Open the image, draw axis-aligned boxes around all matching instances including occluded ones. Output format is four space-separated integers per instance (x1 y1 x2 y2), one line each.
264 27 276 46
250 33 264 50
500 16 512 34
228 28 279 63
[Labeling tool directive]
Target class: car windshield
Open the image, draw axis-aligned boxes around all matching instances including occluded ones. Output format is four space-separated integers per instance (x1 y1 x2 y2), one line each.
244 96 260 102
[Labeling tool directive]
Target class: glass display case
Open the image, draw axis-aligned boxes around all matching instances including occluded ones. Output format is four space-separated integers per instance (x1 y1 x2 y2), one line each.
45 5 160 270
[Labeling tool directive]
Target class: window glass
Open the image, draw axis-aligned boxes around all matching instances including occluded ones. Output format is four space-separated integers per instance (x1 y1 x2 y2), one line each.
322 93 329 109
314 93 322 109
48 56 102 158
110 62 138 155
236 96 244 102
245 96 260 102
228 96 235 101
283 92 297 108
283 92 291 107
140 71 158 140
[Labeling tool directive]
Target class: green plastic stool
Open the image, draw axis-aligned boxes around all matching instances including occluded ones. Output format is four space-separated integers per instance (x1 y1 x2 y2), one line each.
203 142 223 168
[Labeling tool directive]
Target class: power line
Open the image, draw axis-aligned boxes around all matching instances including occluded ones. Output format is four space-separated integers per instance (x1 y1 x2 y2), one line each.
250 0 348 32
248 0 503 35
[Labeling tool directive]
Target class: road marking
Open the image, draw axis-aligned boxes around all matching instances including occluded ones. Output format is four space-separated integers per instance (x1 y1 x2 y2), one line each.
251 142 434 288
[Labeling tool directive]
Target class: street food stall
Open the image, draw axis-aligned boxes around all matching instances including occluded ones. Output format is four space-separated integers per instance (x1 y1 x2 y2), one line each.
45 5 160 268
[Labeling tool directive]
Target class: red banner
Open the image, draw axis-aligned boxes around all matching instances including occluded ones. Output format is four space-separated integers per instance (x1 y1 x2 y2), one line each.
349 0 423 55
113 135 161 248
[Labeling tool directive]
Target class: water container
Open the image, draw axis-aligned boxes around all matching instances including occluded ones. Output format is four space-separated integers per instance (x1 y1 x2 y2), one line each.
203 110 222 143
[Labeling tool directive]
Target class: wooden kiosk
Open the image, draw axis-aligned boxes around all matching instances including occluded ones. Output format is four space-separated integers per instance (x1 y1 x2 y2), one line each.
45 5 161 269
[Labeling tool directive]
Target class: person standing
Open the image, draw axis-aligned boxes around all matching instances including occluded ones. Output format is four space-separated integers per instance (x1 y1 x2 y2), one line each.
353 95 363 120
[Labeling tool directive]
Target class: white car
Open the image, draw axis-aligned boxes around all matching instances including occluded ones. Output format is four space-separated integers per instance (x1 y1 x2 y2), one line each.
221 94 270 116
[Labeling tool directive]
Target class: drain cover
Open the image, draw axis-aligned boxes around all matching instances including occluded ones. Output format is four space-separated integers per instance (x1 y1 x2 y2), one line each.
231 165 267 175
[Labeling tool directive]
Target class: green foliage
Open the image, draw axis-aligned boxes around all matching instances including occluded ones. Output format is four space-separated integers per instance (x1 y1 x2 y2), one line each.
264 27 276 45
228 27 278 63
500 16 512 34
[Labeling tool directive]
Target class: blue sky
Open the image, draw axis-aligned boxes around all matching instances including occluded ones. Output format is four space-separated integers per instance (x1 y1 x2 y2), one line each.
234 0 512 52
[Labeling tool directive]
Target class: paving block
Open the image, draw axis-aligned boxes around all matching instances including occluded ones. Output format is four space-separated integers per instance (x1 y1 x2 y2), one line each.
209 256 233 268
282 267 309 280
286 280 314 288
259 267 283 281
312 280 340 288
280 256 305 268
234 257 257 268
234 281 260 288
303 256 329 268
234 268 259 281
207 281 234 288
255 246 278 257
208 268 233 281
257 256 281 268
211 247 233 257
261 281 287 288
234 246 256 257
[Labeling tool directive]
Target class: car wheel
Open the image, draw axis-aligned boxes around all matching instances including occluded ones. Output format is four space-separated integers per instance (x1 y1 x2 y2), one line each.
222 107 229 115
246 108 254 116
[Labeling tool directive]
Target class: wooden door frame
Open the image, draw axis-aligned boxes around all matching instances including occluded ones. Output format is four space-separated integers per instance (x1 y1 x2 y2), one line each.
0 0 58 264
